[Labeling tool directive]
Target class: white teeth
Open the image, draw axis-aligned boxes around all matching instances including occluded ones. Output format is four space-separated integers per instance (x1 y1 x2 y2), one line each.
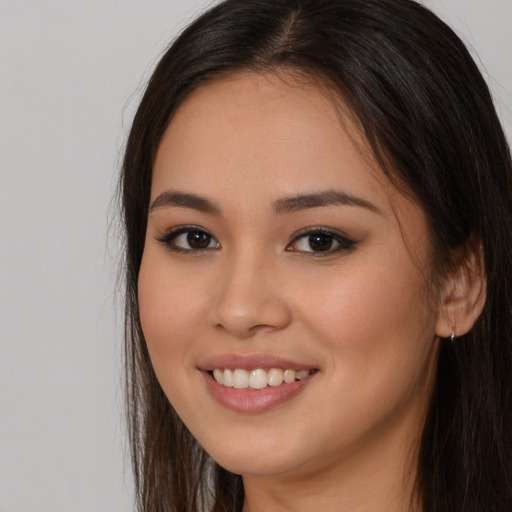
249 369 267 389
212 367 313 389
213 369 224 385
267 368 284 387
223 368 234 387
283 369 296 383
233 369 249 388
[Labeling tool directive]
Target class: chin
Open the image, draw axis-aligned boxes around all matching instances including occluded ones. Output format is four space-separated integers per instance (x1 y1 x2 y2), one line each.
198 429 315 478
212 451 302 478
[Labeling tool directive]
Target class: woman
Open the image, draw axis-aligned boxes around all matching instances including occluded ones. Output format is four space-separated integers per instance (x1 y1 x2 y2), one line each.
120 0 512 510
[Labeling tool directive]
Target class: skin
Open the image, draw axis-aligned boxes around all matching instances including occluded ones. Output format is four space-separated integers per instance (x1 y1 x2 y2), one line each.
138 72 446 512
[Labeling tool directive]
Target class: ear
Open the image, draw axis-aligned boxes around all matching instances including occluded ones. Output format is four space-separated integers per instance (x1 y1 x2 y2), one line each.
435 244 487 338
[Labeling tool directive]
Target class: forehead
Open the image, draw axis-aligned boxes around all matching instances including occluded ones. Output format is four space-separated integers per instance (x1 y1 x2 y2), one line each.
153 72 386 202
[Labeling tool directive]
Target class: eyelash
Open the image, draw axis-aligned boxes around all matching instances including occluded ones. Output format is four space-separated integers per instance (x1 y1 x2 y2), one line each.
287 227 356 256
155 226 220 253
155 226 356 256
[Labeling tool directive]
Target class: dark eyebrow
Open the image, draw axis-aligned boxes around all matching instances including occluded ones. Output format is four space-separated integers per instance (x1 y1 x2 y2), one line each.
149 189 382 216
149 191 222 215
273 190 383 215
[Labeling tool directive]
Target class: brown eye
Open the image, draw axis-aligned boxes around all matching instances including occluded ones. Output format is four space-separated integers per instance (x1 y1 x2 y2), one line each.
157 227 220 252
187 230 213 249
307 233 334 252
288 229 356 255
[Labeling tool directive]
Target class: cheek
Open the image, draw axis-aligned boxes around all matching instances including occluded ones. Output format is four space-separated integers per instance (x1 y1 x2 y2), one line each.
294 251 436 399
301 265 427 343
289 263 437 451
137 250 204 373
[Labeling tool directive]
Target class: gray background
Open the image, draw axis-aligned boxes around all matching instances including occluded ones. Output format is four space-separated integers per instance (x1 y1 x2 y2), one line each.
1 1 510 510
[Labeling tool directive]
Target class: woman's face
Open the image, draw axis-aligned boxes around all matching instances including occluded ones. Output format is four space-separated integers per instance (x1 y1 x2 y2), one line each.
138 73 441 479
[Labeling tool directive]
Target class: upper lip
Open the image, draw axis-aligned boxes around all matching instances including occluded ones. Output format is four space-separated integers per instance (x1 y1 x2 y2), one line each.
199 353 318 372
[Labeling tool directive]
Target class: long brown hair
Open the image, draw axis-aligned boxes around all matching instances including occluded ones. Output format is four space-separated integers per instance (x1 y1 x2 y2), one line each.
120 1 512 510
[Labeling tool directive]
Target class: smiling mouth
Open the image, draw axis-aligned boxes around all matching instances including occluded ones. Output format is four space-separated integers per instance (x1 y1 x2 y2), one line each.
208 368 317 390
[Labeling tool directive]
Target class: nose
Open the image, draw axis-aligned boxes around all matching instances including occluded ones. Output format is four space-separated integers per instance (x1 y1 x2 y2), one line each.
207 250 292 339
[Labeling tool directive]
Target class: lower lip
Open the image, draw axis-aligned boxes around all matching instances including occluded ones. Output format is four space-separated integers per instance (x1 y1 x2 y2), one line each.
201 370 316 413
